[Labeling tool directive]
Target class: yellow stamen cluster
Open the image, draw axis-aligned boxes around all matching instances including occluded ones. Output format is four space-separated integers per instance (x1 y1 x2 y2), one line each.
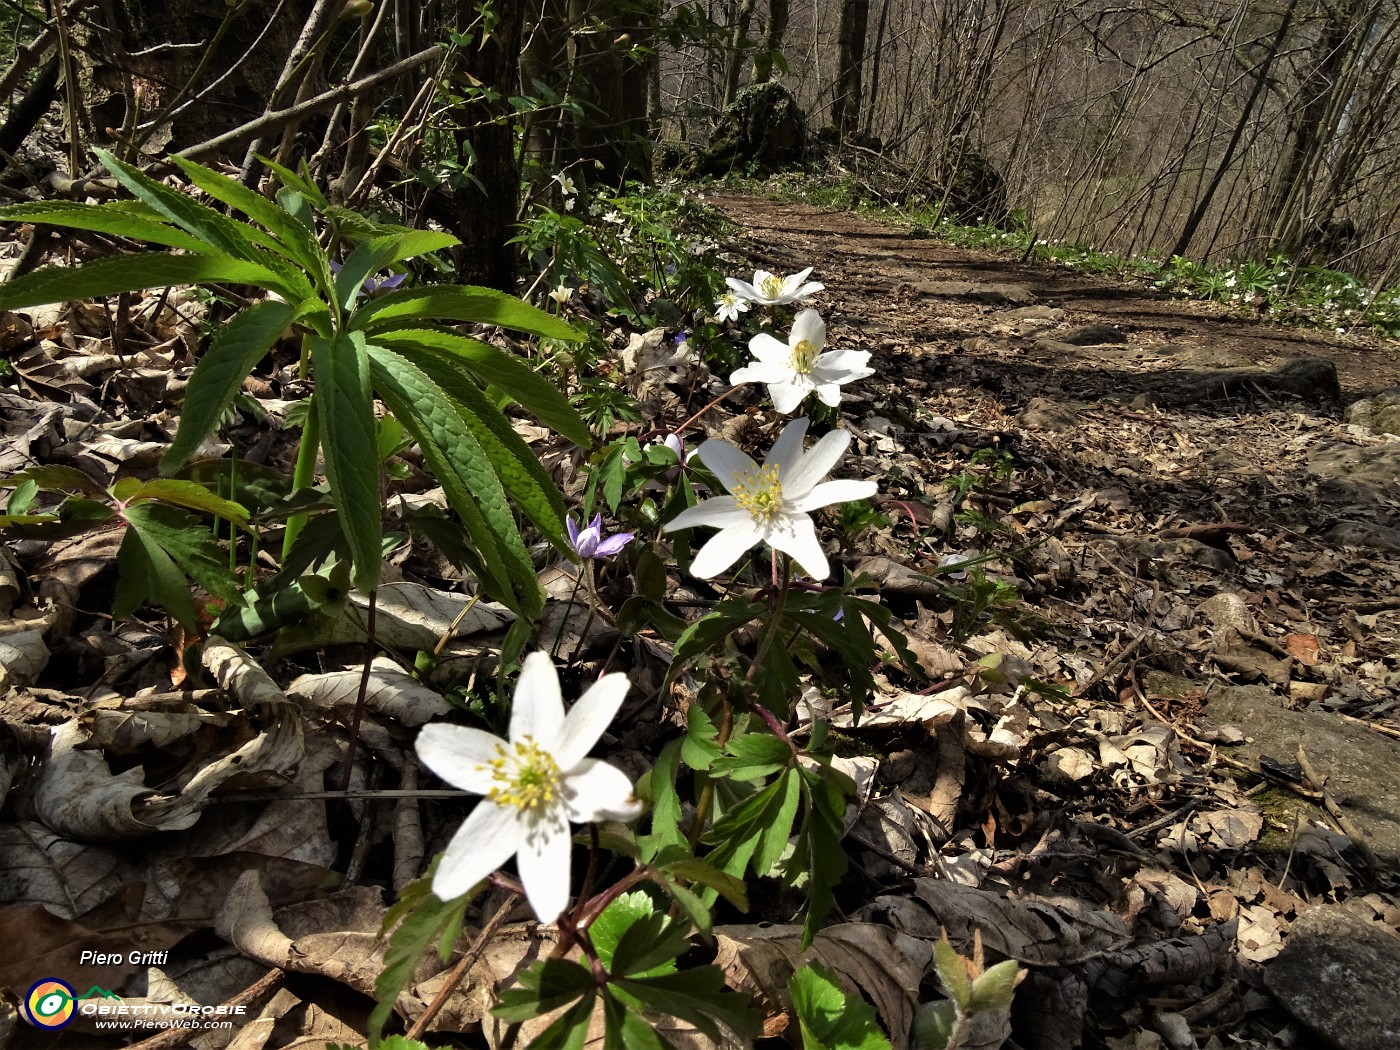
760 274 785 299
483 737 561 811
789 338 818 374
733 465 784 523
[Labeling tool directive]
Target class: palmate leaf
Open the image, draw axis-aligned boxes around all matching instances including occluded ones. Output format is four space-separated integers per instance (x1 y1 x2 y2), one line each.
352 285 583 343
789 962 892 1050
310 331 383 594
612 967 761 1044
122 501 243 605
382 342 570 551
369 867 470 1043
115 523 199 631
0 200 212 253
374 328 589 447
163 298 303 470
125 479 249 527
369 347 542 616
167 155 330 284
0 253 283 312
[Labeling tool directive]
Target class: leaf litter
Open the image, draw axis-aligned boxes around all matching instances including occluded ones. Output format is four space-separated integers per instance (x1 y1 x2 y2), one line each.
0 190 1398 1048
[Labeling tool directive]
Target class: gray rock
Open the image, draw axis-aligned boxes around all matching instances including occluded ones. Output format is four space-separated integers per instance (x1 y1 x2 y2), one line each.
1307 441 1400 501
680 82 806 177
1201 684 1400 864
1264 905 1400 1050
1324 519 1400 553
995 305 1064 322
1344 390 1400 436
1016 397 1081 432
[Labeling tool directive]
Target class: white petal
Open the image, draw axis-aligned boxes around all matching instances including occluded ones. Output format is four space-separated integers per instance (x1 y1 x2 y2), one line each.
791 281 825 300
789 478 879 512
689 523 765 578
817 349 872 376
696 439 759 492
432 801 522 900
510 651 566 751
747 333 790 362
766 513 829 579
781 267 814 295
516 811 574 922
564 758 644 822
782 428 850 497
768 377 811 414
731 361 793 386
554 673 631 769
790 308 825 349
764 417 810 474
416 724 506 794
664 495 743 532
726 277 761 301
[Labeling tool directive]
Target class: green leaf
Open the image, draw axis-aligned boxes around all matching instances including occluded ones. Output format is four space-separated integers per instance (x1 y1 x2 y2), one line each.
368 347 541 616
372 328 589 447
614 968 761 1043
789 961 893 1050
175 458 292 518
122 502 242 605
637 739 687 858
125 478 249 526
589 892 674 977
491 959 596 1023
353 285 583 343
0 200 212 253
793 765 850 950
311 331 382 594
680 705 721 771
380 342 570 550
601 993 668 1050
166 155 330 282
94 148 292 266
609 912 690 980
163 299 301 470
3 465 104 495
115 521 198 630
0 252 284 312
369 868 471 1043
660 858 749 912
334 231 458 310
968 959 1021 1012
710 732 794 780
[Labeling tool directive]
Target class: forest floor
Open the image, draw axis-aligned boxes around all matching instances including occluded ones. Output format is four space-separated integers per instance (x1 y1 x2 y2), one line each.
2 188 1400 1049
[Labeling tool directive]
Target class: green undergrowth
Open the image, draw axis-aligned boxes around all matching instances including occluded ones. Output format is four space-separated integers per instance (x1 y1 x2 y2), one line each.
741 169 1400 341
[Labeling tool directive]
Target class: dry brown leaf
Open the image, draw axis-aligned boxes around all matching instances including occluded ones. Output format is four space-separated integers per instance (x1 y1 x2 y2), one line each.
287 657 451 727
714 922 931 1050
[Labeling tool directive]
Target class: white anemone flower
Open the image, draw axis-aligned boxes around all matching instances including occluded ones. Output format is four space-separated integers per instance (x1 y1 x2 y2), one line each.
415 652 641 922
726 266 824 306
731 309 874 413
552 172 577 196
663 417 877 580
714 292 750 324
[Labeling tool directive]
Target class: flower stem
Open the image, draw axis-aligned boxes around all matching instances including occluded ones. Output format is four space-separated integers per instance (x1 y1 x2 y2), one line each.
674 384 741 436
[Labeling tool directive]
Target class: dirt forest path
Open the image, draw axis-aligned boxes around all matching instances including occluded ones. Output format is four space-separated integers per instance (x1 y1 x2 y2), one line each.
697 191 1400 1045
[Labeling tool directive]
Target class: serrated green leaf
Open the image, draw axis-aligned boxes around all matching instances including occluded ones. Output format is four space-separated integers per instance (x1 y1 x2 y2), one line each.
753 769 802 876
637 738 687 859
602 993 668 1050
353 285 583 342
658 877 715 937
115 521 198 630
368 347 540 616
126 478 249 526
608 912 690 980
0 200 212 253
661 858 749 911
334 231 458 311
794 766 850 950
379 341 569 551
590 892 674 977
0 252 285 312
164 298 301 470
789 961 893 1050
175 458 292 518
711 732 794 780
122 502 242 605
166 155 330 284
253 153 327 206
311 330 382 593
491 959 596 1023
613 968 761 1043
368 868 471 1043
680 705 722 771
372 328 589 446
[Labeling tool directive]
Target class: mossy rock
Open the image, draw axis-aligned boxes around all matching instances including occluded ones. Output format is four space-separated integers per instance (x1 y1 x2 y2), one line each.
680 83 807 178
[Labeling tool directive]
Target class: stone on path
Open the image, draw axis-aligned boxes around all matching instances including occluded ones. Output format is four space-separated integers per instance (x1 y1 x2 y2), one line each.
1344 389 1400 437
1264 904 1400 1050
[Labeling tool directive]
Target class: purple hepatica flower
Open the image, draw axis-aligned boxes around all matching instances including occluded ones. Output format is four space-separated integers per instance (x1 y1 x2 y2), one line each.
329 261 407 298
568 514 634 559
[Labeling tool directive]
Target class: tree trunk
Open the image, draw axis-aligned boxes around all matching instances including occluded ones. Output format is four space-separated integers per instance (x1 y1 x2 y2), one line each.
452 0 524 291
565 0 659 185
751 0 790 86
721 0 757 109
830 0 869 140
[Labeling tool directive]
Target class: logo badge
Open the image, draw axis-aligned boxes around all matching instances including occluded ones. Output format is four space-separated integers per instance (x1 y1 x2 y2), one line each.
25 978 77 1029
